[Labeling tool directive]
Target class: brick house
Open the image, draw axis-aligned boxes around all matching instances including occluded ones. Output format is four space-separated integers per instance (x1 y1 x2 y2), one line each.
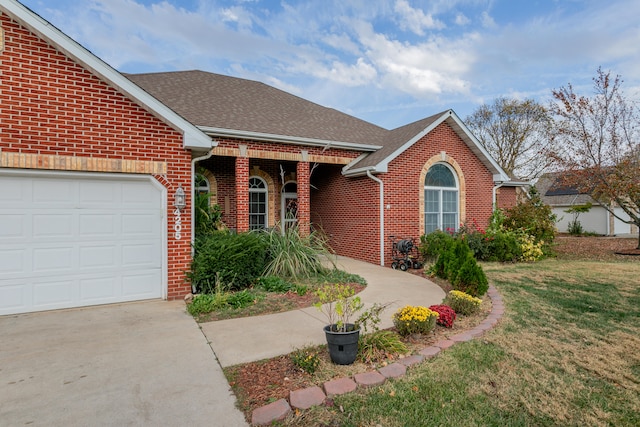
1 0 514 315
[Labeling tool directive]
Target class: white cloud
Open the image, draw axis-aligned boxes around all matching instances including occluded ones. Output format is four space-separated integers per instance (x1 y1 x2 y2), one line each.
455 13 470 26
393 0 445 35
480 11 496 28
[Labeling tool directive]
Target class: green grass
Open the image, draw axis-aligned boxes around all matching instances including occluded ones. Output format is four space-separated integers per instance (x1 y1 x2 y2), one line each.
284 258 640 427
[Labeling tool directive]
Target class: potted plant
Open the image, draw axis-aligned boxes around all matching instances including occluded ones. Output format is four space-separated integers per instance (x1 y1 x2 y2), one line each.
314 283 364 365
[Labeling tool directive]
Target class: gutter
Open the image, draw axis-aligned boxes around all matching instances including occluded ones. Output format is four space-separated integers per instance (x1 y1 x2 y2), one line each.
366 169 385 266
198 126 381 152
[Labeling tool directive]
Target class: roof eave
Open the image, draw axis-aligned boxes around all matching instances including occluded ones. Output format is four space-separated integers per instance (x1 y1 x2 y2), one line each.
1 0 212 151
364 109 511 182
198 127 381 152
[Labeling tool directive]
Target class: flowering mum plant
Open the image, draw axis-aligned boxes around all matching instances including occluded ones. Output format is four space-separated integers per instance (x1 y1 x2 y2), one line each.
444 290 482 315
429 304 456 328
392 305 439 336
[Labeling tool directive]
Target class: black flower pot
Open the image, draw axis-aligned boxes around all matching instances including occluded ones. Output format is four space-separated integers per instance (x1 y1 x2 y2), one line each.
323 323 360 365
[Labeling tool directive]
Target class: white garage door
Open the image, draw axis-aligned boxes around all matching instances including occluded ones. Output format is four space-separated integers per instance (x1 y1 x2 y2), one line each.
0 171 165 315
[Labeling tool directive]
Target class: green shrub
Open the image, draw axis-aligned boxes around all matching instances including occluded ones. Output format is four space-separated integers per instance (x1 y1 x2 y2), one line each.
484 230 521 262
187 293 228 316
291 346 321 374
444 290 482 315
189 230 267 292
257 276 294 293
452 255 489 297
261 225 330 280
358 330 408 363
419 230 455 261
393 305 439 336
226 290 256 309
502 186 556 246
567 219 584 235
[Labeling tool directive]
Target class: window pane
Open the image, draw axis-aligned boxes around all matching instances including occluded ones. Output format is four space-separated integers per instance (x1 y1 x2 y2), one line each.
425 190 439 213
425 164 455 187
443 213 458 231
425 213 439 234
442 190 458 213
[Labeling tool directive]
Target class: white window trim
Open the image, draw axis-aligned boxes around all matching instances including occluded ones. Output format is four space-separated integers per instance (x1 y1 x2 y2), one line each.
249 176 268 230
424 163 460 234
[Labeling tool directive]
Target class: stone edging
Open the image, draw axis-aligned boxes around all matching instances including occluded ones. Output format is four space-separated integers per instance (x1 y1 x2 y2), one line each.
250 285 505 426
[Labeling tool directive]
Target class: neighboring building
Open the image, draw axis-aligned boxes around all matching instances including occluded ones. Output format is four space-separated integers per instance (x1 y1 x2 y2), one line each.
1 0 517 315
537 172 638 235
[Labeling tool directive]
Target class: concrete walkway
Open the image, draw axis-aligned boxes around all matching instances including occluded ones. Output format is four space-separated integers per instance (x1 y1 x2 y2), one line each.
201 256 446 368
0 300 247 427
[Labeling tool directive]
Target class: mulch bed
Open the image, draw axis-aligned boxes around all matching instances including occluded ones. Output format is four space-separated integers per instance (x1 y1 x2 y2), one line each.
219 235 639 419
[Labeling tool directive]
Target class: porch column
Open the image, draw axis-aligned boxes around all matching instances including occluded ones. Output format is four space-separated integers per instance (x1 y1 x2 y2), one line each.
236 153 249 232
297 158 311 236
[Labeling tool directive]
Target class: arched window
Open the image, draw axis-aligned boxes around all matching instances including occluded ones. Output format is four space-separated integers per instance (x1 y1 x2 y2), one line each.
424 163 459 234
249 176 268 230
195 173 210 195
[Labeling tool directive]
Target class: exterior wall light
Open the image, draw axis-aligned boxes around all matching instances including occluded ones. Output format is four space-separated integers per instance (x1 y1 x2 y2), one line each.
174 185 186 210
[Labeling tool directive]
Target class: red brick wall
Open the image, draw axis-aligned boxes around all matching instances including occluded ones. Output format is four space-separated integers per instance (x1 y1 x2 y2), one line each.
496 186 518 210
0 13 193 299
311 164 381 264
313 122 496 265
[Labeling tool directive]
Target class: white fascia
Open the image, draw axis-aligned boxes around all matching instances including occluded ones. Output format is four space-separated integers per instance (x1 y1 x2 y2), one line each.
447 112 510 183
199 127 381 152
1 0 212 151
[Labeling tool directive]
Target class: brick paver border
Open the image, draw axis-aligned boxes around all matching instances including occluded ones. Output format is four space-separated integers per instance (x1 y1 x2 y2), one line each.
250 285 505 426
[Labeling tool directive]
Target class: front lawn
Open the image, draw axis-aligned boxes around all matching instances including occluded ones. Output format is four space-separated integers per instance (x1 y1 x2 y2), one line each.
284 252 640 426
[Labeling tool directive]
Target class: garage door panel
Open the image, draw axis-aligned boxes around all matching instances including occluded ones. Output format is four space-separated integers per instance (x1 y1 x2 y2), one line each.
122 213 160 235
80 245 117 269
122 271 161 297
33 247 74 273
79 214 117 236
0 172 165 315
1 176 29 204
122 181 162 206
0 214 25 238
33 214 74 238
80 276 118 301
0 249 26 275
79 180 118 206
33 179 75 205
122 243 160 267
0 282 27 311
33 279 75 306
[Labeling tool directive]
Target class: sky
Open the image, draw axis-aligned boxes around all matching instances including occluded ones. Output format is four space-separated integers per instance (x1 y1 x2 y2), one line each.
17 0 640 129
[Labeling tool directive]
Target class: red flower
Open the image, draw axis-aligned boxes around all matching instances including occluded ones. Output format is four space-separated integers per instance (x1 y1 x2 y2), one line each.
429 304 456 328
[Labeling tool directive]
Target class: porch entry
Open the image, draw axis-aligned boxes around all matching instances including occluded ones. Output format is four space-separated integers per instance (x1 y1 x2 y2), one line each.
281 181 298 232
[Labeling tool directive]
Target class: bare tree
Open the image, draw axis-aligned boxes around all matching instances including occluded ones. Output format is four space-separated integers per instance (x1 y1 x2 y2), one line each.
465 97 556 180
551 67 640 248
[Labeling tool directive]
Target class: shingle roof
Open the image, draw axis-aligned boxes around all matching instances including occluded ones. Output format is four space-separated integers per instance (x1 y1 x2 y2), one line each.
537 172 594 206
126 70 386 147
126 70 509 181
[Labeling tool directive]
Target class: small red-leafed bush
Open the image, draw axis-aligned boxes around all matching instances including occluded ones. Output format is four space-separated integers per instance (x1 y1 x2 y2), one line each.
429 304 456 328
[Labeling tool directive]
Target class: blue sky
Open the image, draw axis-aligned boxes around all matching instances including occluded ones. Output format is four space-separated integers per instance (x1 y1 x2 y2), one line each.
18 0 640 129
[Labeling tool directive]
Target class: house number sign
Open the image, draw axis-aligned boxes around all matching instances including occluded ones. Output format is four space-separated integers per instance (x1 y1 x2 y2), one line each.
174 208 183 240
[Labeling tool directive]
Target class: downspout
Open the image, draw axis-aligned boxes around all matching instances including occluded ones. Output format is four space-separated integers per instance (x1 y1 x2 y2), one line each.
492 182 505 209
366 169 385 266
191 149 214 250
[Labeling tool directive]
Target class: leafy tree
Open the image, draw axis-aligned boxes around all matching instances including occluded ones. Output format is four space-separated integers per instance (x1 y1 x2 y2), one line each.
465 97 557 179
551 68 640 248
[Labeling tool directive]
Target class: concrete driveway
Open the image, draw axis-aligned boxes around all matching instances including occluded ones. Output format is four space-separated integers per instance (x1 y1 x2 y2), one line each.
0 300 247 426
